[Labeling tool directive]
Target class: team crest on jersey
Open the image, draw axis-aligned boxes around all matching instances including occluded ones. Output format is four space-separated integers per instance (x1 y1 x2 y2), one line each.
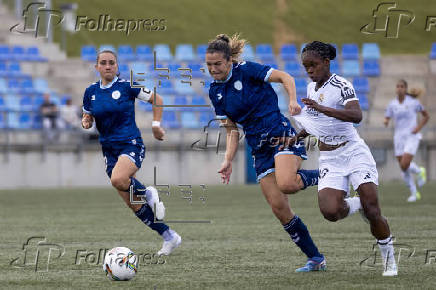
234 80 243 91
112 90 121 99
318 93 324 103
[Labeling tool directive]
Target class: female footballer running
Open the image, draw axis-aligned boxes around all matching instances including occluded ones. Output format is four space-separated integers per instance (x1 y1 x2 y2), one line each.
206 34 325 272
82 50 181 256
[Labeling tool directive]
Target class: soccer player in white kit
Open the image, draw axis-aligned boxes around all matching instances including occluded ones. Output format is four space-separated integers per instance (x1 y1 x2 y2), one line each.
291 41 397 276
384 80 429 202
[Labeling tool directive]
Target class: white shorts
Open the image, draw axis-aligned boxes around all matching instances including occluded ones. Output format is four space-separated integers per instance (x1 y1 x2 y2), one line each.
394 134 421 157
318 139 379 192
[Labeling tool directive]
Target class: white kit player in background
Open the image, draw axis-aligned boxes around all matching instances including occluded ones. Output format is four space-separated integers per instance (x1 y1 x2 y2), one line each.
384 81 430 202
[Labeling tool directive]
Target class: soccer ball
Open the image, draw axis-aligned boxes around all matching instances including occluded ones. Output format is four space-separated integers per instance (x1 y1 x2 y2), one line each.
103 247 138 281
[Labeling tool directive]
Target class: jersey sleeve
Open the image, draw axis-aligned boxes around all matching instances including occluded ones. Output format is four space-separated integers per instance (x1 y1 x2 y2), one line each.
82 87 92 115
208 88 227 120
243 61 274 82
339 82 358 106
385 102 394 118
129 81 153 102
415 99 424 112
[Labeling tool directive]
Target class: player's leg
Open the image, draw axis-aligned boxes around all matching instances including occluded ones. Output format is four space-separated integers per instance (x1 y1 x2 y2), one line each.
357 182 397 276
318 188 354 221
274 154 319 194
259 172 325 272
397 155 420 202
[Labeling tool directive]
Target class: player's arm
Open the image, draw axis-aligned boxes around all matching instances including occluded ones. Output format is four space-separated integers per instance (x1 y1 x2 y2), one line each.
383 117 390 127
268 70 301 115
81 113 93 129
301 98 362 123
148 92 165 141
218 118 239 184
412 110 430 134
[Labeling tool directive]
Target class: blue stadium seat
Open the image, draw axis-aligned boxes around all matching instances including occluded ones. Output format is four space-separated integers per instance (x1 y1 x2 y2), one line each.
81 45 97 62
342 43 359 60
191 95 208 111
256 44 275 62
0 78 8 93
0 95 5 111
174 79 194 95
187 62 205 78
8 79 20 93
174 96 188 111
0 62 7 77
0 45 11 61
19 112 32 129
342 60 360 77
118 45 135 61
199 111 219 128
181 112 200 128
157 79 175 95
241 44 255 61
330 60 340 74
136 45 153 61
26 46 47 61
8 62 23 77
430 43 436 59
363 60 380 76
264 62 278 69
99 44 116 53
7 112 20 129
33 95 44 110
34 78 49 93
167 62 181 78
196 44 207 60
137 99 152 112
130 62 149 80
20 79 35 94
359 93 369 110
294 78 308 94
280 44 298 61
60 95 71 105
0 112 4 128
175 44 195 62
118 64 130 79
353 77 369 93
5 95 20 111
277 94 288 112
362 43 380 60
11 45 26 61
284 61 303 77
162 111 180 129
154 44 172 62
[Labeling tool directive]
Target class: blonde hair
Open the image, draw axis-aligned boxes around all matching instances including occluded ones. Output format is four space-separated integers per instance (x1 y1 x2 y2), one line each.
207 33 247 63
408 87 423 99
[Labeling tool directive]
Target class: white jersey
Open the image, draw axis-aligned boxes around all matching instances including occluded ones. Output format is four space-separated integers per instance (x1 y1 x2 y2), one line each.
293 74 361 145
385 95 424 138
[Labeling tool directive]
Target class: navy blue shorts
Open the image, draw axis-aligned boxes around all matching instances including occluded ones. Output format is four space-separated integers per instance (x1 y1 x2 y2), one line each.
101 138 145 178
247 119 307 182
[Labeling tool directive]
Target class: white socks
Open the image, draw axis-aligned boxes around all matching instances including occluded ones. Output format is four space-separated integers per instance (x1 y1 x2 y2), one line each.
377 235 396 268
345 196 362 216
408 162 421 174
402 169 417 197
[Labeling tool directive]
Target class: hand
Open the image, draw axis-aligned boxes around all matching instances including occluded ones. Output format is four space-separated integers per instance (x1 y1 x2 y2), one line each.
301 98 322 112
81 115 93 129
383 119 389 127
152 126 165 141
218 159 232 184
411 127 419 134
288 100 301 115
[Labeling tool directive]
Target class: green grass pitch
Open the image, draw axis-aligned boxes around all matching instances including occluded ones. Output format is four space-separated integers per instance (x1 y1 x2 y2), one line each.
1 182 435 289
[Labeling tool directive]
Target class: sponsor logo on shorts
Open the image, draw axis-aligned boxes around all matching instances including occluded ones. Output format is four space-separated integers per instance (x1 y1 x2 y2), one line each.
319 168 329 179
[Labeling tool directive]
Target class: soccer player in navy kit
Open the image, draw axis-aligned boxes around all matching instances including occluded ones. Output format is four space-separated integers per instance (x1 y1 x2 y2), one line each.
206 34 325 272
82 50 181 256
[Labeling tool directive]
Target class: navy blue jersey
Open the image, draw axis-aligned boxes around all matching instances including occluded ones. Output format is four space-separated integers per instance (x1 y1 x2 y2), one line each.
209 61 286 138
82 77 152 144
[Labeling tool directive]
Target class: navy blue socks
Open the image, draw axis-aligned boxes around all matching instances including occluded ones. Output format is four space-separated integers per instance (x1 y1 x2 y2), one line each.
297 169 319 189
135 204 169 235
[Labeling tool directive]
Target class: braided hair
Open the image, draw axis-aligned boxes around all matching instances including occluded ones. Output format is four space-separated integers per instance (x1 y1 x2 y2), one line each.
302 41 336 60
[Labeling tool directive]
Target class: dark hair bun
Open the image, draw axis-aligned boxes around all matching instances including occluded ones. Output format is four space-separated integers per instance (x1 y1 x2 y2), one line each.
327 44 336 60
216 34 230 43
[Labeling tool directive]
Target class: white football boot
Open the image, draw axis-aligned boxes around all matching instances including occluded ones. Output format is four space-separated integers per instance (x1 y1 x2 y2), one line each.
158 231 182 256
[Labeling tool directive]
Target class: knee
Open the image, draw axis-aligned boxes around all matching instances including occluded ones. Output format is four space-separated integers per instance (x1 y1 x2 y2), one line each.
400 163 409 171
111 175 130 191
320 207 341 222
363 205 382 222
277 181 300 195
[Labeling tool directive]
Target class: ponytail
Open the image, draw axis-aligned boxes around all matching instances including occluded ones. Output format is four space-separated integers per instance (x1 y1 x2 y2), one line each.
207 33 246 63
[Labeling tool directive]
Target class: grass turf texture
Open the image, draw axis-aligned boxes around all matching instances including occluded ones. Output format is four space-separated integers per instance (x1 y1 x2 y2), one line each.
0 182 435 289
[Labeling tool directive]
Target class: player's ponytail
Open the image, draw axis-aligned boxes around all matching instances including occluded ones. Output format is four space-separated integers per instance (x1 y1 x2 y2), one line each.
302 41 336 60
207 33 246 63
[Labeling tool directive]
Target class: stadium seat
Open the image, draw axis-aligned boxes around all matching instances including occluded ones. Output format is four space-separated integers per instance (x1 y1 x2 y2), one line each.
33 95 44 110
157 79 175 95
174 96 188 111
342 60 360 77
181 112 200 128
256 44 275 62
191 95 209 111
294 78 308 94
137 99 152 111
187 62 205 78
264 62 278 69
284 61 303 77
18 112 32 129
81 45 97 62
118 64 130 79
362 43 380 60
5 95 20 111
8 62 23 78
330 60 340 74
0 45 11 61
0 95 5 111
7 112 20 129
196 44 207 60
0 78 8 93
359 93 369 110
363 60 380 76
162 111 180 128
0 62 7 77
34 78 49 93
342 43 359 60
60 95 71 105
99 44 116 53
154 44 172 62
130 62 149 80
20 79 35 94
135 45 153 61
8 79 20 93
174 79 194 95
26 46 47 61
277 94 288 112
175 44 195 62
167 63 181 78
199 111 219 128
430 43 436 59
353 77 370 93
0 112 4 128
280 44 298 61
118 45 135 62
11 45 26 61
241 44 255 61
